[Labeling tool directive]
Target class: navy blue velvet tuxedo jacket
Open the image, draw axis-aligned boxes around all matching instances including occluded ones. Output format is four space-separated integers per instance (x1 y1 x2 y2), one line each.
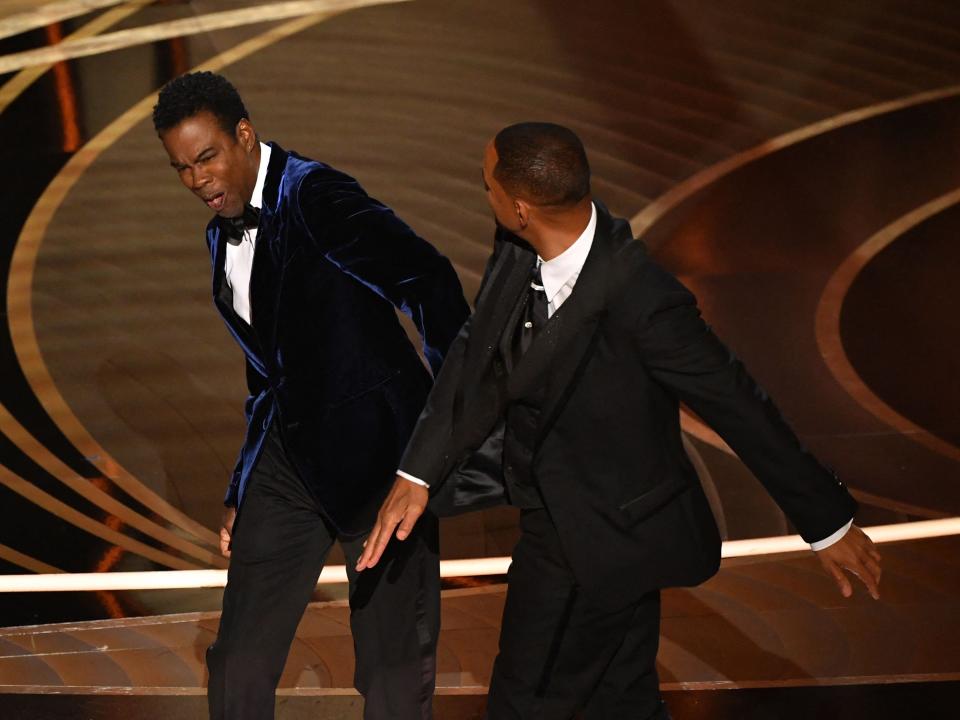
206 142 469 534
400 202 856 610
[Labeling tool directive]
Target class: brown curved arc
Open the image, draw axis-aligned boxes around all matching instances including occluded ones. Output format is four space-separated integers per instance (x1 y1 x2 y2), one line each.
679 408 947 520
0 5 159 581
629 86 960 525
0 1 131 41
814 188 960 466
0 403 224 565
0 0 227 562
0 544 63 574
0 0 412 74
0 465 198 570
629 84 960 240
5 8 393 553
0 1 154 115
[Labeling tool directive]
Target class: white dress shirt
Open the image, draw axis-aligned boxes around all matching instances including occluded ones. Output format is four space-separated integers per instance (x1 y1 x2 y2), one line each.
538 201 597 317
398 202 852 550
224 142 271 325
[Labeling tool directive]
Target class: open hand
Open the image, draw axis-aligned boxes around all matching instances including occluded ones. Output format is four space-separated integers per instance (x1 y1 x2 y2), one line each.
815 524 882 600
356 475 429 571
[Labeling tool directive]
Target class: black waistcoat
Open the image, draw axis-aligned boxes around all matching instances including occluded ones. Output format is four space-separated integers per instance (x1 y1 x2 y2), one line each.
500 286 551 509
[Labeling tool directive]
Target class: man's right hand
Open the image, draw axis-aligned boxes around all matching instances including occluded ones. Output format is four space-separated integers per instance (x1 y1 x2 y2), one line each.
220 506 237 558
355 475 429 571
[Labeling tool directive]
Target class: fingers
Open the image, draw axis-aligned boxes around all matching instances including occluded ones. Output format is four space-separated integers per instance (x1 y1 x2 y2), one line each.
357 513 399 571
862 554 882 584
825 558 853 598
356 517 384 571
395 502 424 541
850 528 882 599
223 507 237 533
849 554 881 600
219 527 231 559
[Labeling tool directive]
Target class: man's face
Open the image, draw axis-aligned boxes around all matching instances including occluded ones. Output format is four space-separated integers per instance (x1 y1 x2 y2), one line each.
160 110 258 218
482 140 522 234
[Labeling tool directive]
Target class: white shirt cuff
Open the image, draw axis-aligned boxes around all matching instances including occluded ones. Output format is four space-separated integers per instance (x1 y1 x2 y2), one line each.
810 518 853 551
397 470 429 489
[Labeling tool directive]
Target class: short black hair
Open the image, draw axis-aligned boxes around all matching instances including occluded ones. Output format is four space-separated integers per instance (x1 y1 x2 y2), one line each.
152 71 249 135
493 122 591 206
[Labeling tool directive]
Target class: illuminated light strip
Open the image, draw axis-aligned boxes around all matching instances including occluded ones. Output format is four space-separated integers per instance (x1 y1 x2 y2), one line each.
815 187 960 465
6 3 408 553
0 0 412 73
2 518 958 592
0 0 128 41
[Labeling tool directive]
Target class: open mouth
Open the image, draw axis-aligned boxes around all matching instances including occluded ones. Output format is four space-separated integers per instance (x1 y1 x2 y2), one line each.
204 192 226 212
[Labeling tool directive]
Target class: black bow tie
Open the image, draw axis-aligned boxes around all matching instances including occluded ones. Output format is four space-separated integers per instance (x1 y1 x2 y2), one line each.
222 204 261 244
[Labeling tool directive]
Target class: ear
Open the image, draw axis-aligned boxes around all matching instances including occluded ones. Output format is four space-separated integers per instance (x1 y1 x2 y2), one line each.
515 199 530 230
236 118 257 153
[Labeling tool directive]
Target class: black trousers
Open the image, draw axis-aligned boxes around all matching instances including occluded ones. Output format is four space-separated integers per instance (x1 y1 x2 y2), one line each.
486 509 671 720
207 426 440 720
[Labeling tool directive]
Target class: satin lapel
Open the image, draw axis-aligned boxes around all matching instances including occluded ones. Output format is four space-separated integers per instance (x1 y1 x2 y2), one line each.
507 206 625 443
463 239 536 378
248 143 289 355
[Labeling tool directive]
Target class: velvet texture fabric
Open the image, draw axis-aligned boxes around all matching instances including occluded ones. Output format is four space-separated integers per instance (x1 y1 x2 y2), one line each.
401 202 856 611
206 143 469 535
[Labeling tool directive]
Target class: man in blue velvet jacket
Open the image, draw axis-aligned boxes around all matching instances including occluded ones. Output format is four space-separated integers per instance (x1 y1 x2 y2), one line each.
154 72 469 720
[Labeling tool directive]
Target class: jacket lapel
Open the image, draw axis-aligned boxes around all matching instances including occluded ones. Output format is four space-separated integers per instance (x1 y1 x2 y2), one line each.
507 203 631 444
462 234 536 381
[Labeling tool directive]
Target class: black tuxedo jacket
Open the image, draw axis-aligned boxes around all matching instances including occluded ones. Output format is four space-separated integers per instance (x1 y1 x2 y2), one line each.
400 201 856 610
206 142 469 534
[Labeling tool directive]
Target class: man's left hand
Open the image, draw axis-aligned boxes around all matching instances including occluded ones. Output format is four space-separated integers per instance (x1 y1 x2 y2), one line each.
815 524 882 600
356 475 429 571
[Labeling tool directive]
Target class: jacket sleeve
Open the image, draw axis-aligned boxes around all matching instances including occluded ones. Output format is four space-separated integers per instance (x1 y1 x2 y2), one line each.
224 358 268 507
631 263 856 543
296 168 470 375
397 233 505 486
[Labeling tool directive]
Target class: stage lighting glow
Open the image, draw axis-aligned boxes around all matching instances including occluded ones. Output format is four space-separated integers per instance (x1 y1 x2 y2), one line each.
0 518 957 593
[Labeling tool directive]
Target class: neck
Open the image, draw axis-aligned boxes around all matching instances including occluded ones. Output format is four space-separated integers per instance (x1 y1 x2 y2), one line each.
526 199 592 261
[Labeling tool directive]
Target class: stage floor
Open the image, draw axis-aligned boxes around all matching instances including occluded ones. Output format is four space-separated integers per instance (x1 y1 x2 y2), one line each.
2 538 959 715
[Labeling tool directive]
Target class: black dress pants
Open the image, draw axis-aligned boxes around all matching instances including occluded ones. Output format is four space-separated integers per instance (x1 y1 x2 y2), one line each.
207 426 440 720
486 508 671 720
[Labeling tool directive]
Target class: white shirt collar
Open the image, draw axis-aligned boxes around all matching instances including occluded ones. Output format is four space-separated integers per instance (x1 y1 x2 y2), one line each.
249 142 271 210
538 202 597 304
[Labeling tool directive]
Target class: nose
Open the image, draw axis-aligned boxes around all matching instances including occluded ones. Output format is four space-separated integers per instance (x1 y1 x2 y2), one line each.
189 167 212 191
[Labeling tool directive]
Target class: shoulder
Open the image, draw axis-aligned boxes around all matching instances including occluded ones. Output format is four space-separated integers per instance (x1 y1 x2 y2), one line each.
608 241 697 325
286 153 367 205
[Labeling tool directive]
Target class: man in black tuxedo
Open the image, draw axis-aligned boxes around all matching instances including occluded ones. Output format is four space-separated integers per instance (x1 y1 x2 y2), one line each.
154 72 469 720
358 123 882 719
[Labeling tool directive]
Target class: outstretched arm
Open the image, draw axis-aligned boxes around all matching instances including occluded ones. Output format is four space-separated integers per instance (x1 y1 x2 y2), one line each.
633 264 881 598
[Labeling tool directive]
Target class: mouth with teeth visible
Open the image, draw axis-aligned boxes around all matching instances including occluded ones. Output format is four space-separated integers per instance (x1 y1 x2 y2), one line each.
202 191 226 213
